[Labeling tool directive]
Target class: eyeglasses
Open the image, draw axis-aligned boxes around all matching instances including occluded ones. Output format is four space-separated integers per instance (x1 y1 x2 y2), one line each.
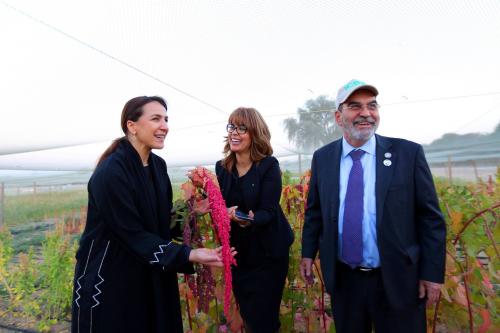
342 101 380 112
226 123 248 134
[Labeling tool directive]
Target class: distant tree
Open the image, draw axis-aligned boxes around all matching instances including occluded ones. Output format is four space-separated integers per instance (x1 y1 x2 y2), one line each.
429 133 482 147
493 122 500 136
283 95 342 154
427 121 500 148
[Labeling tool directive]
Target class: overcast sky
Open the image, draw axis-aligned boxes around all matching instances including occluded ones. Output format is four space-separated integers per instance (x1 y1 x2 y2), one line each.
1 0 499 170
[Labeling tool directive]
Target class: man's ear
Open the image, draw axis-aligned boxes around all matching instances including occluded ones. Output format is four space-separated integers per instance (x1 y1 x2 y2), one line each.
334 110 343 128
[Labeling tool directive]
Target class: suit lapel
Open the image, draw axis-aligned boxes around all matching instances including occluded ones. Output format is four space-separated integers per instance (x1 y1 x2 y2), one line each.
375 135 394 228
330 140 342 224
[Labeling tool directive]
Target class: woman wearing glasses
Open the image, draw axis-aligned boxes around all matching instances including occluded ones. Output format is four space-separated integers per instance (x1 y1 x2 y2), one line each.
215 107 294 333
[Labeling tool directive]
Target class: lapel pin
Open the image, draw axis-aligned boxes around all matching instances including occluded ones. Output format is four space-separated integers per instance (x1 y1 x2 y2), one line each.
384 152 392 158
383 159 392 167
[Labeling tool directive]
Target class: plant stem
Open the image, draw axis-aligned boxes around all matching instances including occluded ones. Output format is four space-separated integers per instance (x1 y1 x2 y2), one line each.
453 202 500 245
462 243 474 333
184 274 193 331
0 272 14 300
431 292 442 333
313 263 327 333
482 210 499 259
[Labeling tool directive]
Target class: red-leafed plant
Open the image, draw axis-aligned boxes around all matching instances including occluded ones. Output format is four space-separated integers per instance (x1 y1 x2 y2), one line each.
182 167 236 323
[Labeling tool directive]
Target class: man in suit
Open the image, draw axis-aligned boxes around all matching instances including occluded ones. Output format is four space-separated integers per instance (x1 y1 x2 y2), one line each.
300 79 446 333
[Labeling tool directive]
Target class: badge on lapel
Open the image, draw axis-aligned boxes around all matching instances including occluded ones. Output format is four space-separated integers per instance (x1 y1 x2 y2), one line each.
383 152 392 167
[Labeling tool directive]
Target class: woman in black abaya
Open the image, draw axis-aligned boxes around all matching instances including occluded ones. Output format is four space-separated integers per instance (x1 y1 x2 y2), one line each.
71 96 231 333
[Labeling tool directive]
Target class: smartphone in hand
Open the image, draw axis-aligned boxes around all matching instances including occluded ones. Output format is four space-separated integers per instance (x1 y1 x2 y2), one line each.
235 210 254 222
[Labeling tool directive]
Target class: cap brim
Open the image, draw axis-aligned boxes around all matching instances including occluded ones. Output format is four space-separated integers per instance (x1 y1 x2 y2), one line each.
337 84 379 108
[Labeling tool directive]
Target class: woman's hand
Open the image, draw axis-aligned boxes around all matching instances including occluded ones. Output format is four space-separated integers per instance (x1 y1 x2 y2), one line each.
189 246 237 267
227 206 252 228
237 210 254 228
227 206 238 221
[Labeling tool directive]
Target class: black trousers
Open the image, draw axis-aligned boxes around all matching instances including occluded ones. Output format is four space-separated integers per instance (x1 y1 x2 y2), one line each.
232 255 289 333
332 261 426 333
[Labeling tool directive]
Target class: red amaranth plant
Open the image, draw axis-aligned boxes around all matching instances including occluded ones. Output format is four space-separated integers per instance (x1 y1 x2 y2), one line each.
186 167 236 320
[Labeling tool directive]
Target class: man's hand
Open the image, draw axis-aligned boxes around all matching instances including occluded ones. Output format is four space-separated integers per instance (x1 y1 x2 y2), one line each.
419 280 442 306
300 258 314 285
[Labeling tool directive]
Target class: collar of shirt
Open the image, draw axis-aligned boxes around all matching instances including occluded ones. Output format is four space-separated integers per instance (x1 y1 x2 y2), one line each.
341 135 376 159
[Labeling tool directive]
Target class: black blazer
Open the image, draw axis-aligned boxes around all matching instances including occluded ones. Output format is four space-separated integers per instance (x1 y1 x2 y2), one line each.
301 134 446 309
216 156 294 259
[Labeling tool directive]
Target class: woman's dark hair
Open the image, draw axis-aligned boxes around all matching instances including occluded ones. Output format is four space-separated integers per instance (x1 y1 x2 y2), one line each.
96 96 167 166
222 107 273 171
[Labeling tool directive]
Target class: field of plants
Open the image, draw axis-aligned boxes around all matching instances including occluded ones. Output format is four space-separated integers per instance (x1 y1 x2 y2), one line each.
0 169 498 333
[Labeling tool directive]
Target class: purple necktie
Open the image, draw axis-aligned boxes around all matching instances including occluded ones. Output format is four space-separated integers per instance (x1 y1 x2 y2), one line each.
342 149 365 268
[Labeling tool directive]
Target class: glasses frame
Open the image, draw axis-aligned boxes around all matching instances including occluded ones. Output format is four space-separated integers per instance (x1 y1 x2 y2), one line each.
341 101 380 112
226 123 248 135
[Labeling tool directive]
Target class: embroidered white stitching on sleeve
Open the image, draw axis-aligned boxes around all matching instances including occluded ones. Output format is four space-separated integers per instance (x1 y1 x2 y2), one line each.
75 239 94 308
89 240 110 332
75 239 94 333
149 241 173 264
91 241 110 309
